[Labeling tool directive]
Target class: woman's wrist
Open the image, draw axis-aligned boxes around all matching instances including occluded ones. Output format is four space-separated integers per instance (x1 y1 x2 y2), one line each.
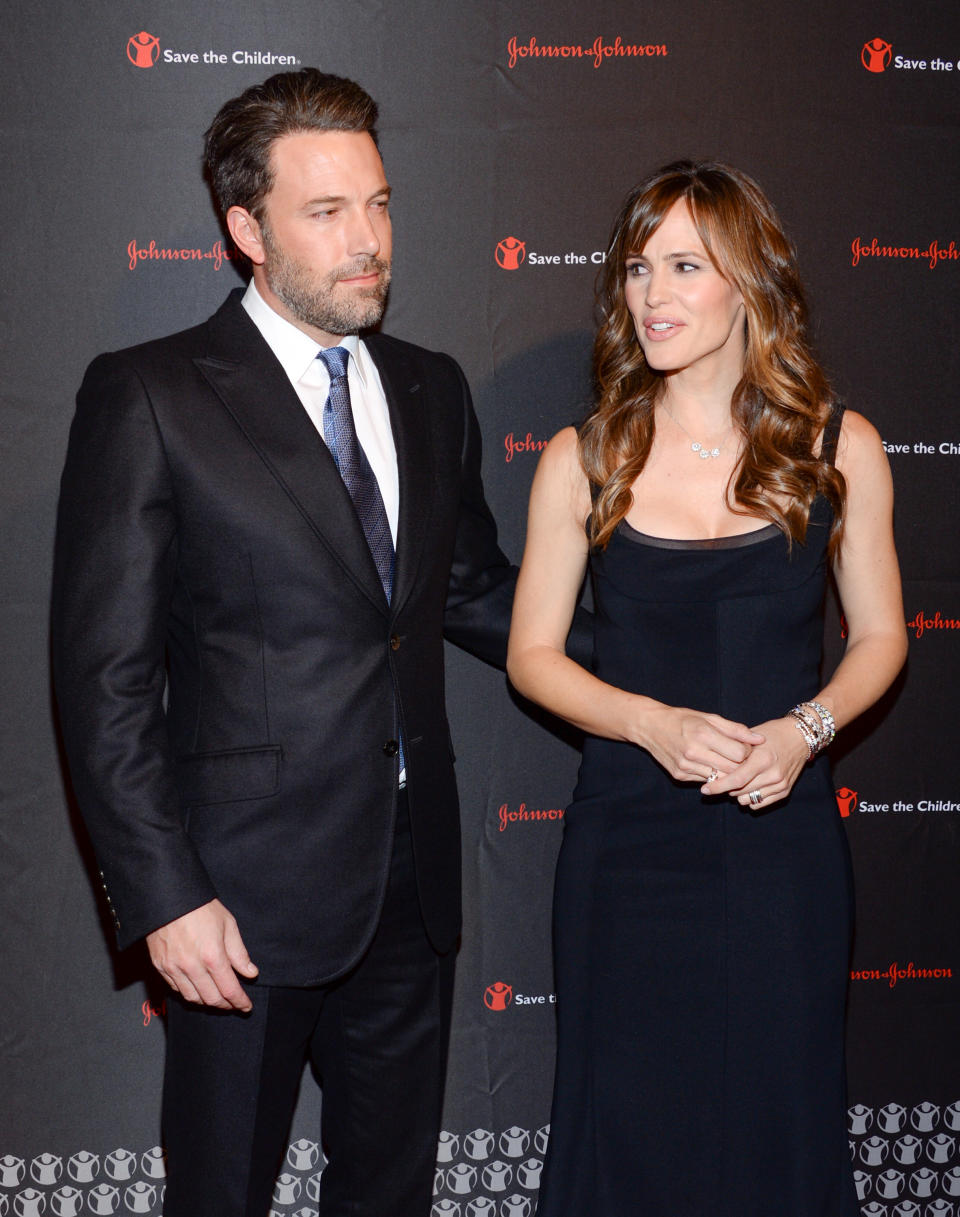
623 694 665 750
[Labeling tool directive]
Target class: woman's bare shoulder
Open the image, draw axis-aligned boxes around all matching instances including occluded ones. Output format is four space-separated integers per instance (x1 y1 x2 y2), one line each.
835 408 885 477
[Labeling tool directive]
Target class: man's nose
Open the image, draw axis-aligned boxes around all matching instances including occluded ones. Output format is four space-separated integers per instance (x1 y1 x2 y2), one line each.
346 207 382 257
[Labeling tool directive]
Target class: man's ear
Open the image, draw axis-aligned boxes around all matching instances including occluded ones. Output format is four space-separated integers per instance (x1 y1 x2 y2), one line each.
227 206 266 266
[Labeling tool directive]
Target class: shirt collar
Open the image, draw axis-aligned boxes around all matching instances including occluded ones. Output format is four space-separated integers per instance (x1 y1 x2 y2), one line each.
241 279 368 388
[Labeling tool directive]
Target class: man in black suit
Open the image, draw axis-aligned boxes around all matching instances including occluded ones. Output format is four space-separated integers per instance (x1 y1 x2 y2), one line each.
52 69 524 1217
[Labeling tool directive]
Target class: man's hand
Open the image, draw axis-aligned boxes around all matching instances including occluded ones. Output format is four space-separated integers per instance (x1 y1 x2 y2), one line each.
146 899 259 1011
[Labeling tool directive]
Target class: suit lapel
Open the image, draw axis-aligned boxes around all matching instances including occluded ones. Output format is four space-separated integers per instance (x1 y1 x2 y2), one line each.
366 335 435 616
195 292 388 612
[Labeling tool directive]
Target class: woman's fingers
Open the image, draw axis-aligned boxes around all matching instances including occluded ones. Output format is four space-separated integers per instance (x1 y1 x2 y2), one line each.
739 773 793 808
679 717 763 773
653 708 769 785
707 752 768 796
705 714 766 746
708 718 809 802
677 755 739 782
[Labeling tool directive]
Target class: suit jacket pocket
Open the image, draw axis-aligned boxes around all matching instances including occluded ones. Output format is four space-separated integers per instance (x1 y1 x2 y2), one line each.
175 745 281 807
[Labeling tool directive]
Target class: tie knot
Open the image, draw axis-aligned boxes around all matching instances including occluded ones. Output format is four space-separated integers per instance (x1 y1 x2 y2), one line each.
317 345 350 380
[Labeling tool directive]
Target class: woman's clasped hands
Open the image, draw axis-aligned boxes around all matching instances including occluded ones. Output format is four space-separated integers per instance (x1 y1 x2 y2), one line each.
637 702 811 811
703 716 812 810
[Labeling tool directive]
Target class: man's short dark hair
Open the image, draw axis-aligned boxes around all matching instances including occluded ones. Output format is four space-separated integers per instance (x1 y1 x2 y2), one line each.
203 68 379 221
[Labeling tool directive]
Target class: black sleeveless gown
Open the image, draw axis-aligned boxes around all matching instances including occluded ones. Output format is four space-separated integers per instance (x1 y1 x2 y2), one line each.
537 420 859 1216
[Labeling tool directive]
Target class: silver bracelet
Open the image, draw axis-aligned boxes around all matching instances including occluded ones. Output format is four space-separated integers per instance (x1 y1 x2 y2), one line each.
789 708 819 758
788 701 836 759
805 700 836 745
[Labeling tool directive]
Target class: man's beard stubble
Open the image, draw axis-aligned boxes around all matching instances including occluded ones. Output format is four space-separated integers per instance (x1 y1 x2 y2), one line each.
261 225 391 337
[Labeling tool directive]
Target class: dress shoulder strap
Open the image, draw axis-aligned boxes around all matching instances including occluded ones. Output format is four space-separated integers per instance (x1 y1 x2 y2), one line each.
820 402 846 467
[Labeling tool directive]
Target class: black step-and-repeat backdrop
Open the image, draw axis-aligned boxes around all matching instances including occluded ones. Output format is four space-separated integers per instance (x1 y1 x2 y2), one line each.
2 2 958 1215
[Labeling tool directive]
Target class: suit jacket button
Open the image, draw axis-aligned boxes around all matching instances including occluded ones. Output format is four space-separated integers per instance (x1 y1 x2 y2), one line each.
382 739 399 757
389 633 401 651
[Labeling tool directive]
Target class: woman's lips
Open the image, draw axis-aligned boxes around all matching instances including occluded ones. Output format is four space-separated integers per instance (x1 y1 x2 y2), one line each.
642 317 685 341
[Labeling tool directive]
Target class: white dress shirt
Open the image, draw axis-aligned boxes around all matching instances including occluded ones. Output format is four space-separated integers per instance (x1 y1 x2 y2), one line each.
241 279 399 544
242 281 405 783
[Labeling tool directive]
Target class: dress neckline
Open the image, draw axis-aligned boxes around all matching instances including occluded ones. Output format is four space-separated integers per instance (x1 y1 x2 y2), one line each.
618 518 781 551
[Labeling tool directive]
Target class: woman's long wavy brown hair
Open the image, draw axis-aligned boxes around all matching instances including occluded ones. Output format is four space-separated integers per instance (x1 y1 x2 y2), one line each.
581 161 845 555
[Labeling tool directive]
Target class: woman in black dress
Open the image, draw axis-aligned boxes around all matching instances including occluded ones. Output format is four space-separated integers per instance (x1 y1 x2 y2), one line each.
507 162 907 1216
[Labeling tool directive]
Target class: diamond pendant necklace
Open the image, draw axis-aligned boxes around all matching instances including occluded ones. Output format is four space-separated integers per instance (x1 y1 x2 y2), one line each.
661 404 732 460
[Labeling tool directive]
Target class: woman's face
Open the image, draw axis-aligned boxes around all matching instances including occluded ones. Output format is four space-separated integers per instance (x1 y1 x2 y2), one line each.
624 199 746 381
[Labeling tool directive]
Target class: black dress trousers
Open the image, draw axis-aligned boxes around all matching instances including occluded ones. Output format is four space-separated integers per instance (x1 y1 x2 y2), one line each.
161 793 455 1217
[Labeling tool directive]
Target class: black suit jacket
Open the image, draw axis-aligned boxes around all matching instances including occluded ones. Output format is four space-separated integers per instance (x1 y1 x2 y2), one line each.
52 289 517 986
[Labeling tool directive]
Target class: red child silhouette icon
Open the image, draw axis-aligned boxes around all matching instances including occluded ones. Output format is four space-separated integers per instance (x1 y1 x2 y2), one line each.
496 237 526 270
484 981 513 1010
861 38 892 73
127 32 160 69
